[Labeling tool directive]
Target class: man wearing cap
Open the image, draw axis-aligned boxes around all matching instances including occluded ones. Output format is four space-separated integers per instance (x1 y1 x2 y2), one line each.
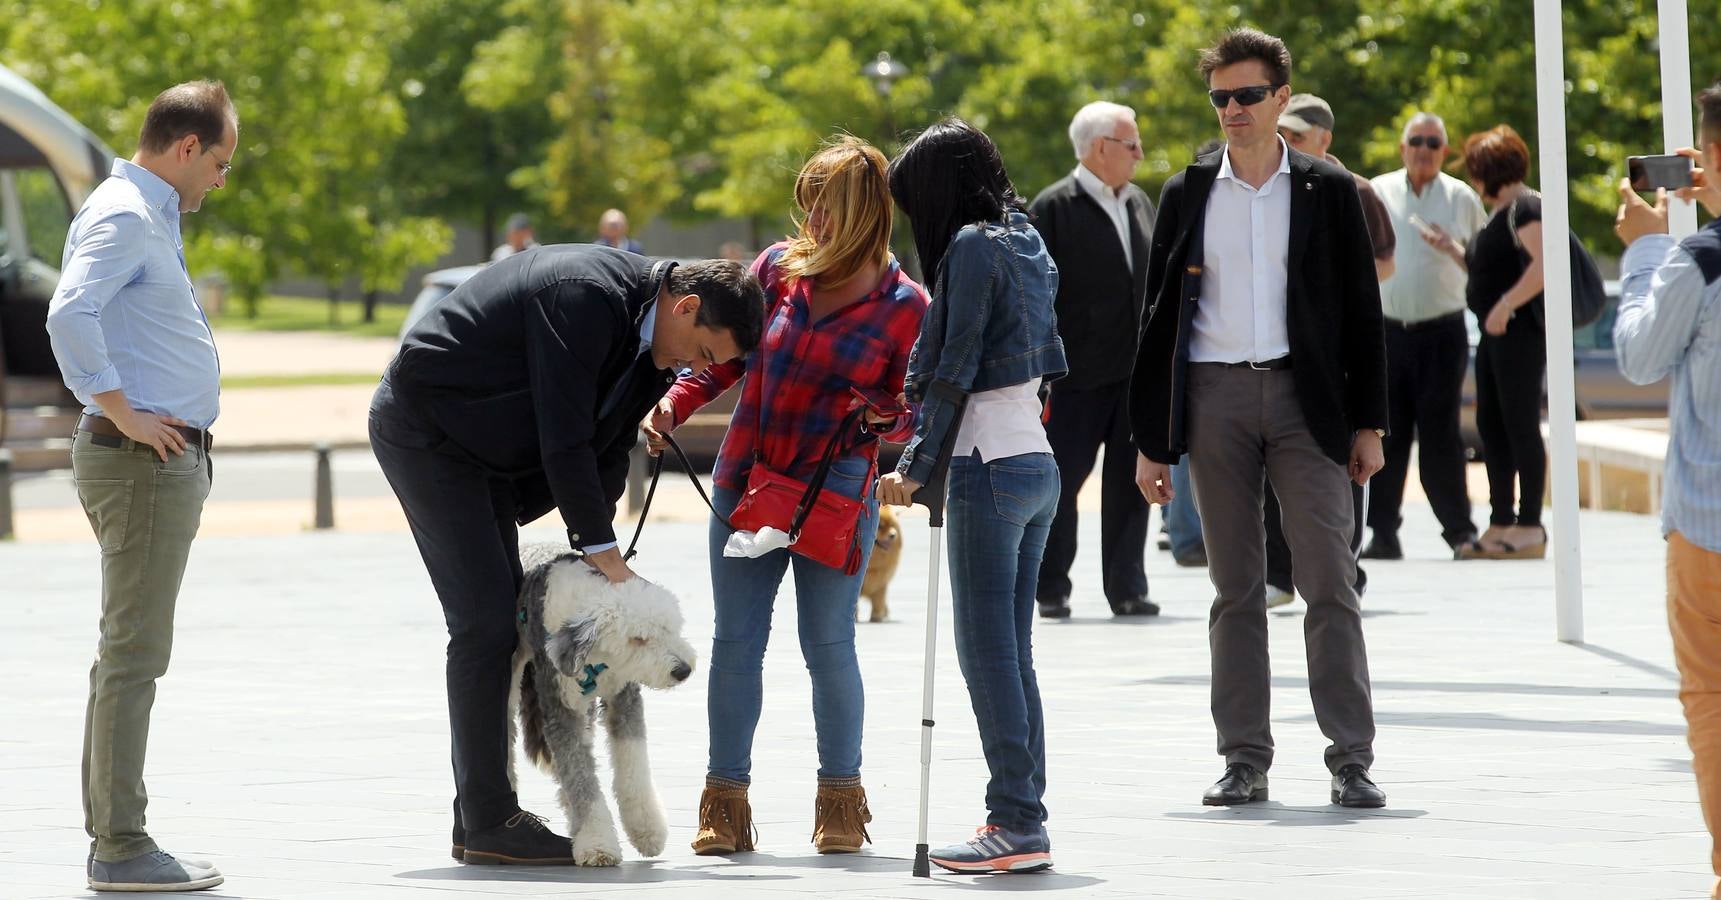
1268 93 1393 607
491 212 539 262
1365 112 1486 560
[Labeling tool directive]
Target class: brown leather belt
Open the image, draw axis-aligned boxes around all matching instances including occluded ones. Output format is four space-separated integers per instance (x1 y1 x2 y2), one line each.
78 414 213 452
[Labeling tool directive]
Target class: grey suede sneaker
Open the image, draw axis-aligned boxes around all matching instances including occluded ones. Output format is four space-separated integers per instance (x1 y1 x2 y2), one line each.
89 850 223 892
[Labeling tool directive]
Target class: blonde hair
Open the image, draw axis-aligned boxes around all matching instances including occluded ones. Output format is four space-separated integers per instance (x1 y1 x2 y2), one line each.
778 136 892 287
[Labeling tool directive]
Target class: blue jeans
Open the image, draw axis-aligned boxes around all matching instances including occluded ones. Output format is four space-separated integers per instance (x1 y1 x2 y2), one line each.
707 455 879 782
1166 455 1203 557
947 450 1059 833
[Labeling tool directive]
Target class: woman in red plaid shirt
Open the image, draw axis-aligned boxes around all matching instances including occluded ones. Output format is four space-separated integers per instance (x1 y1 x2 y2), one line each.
643 136 928 857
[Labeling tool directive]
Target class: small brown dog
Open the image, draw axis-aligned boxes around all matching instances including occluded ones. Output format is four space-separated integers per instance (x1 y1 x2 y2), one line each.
859 506 903 622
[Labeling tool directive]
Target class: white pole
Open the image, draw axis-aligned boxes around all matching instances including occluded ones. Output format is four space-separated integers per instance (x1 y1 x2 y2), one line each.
1532 0 1584 644
1659 0 1698 238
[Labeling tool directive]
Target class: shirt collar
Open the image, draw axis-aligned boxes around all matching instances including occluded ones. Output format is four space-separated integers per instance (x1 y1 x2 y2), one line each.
111 158 180 215
1216 136 1292 187
637 300 656 348
1073 163 1125 204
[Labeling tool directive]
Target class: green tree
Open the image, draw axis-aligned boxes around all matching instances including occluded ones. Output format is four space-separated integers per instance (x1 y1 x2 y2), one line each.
0 0 450 314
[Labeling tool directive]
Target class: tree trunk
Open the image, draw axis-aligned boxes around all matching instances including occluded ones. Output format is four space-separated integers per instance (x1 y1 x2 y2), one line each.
327 286 340 327
363 289 380 324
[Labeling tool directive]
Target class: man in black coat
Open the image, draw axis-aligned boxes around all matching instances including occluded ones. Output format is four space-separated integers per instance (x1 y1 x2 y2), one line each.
371 246 764 864
1130 29 1389 810
1031 100 1159 620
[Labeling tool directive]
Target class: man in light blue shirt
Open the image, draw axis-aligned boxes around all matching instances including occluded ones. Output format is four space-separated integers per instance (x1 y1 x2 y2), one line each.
45 80 237 895
1614 80 1721 898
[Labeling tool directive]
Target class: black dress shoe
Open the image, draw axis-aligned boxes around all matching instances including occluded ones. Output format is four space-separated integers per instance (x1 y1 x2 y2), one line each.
1110 596 1161 617
1331 764 1386 808
1037 597 1071 619
462 810 575 865
1202 763 1268 806
452 800 465 860
1360 533 1403 560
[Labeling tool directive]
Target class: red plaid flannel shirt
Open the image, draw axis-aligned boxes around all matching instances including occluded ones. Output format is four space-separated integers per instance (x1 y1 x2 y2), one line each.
664 243 929 489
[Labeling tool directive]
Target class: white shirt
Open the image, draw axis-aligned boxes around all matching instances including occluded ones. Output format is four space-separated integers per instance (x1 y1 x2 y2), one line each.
1370 169 1487 322
490 239 540 262
953 378 1052 461
1073 163 1134 270
1189 139 1292 364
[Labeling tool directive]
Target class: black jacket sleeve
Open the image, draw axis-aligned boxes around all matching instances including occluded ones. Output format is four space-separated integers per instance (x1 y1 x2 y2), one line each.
522 279 629 549
1130 174 1185 464
1331 173 1390 434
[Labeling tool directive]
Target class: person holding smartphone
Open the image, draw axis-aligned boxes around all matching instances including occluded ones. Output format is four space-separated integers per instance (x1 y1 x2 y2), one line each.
645 136 928 857
877 118 1068 873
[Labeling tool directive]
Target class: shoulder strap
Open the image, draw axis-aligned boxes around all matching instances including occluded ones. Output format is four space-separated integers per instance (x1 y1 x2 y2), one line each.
1681 220 1721 284
788 406 871 538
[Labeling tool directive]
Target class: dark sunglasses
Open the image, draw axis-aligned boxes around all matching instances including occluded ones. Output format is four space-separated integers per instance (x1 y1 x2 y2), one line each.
1407 135 1445 150
1207 83 1282 109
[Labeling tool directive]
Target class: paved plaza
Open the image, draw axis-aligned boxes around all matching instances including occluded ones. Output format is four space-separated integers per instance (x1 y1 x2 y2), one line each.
1 493 1711 898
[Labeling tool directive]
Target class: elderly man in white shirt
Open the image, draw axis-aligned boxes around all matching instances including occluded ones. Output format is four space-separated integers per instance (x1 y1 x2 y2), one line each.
1365 112 1487 560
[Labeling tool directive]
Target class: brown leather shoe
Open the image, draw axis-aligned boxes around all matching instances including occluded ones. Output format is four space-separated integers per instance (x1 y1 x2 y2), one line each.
812 776 873 854
692 777 756 855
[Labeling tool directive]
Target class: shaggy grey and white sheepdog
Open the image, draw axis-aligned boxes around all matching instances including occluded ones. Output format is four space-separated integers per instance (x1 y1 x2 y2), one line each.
512 543 697 866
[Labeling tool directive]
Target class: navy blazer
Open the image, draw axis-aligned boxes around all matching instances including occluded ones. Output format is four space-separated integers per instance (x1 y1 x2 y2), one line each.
388 244 678 549
1130 147 1388 467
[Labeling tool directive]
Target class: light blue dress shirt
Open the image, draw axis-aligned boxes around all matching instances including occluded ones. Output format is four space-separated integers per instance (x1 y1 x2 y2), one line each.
46 159 221 429
1615 231 1721 553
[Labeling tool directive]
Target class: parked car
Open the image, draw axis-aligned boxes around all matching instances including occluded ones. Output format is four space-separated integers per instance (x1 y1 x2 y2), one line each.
1460 280 1669 458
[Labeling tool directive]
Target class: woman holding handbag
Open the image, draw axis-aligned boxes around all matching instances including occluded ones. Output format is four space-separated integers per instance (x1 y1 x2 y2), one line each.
644 136 928 856
876 118 1068 874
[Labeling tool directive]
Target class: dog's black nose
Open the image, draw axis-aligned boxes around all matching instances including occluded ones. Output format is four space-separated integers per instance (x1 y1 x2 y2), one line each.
670 661 692 682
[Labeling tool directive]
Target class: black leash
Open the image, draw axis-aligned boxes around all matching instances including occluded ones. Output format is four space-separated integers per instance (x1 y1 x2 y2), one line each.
623 434 727 562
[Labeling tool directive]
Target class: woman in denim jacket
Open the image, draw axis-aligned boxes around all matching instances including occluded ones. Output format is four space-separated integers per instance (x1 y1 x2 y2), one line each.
877 118 1068 874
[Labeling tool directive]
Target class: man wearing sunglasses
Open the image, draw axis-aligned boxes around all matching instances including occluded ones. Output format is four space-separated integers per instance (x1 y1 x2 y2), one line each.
1130 27 1389 811
1365 113 1488 562
1029 101 1159 621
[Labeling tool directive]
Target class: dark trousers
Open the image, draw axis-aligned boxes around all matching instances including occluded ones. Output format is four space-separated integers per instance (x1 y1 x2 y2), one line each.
1474 322 1546 528
1037 380 1150 606
1186 365 1375 774
1265 480 1366 595
1370 314 1475 545
369 379 524 832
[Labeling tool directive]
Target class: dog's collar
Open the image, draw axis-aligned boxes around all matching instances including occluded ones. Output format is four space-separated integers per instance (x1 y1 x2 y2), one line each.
576 663 608 695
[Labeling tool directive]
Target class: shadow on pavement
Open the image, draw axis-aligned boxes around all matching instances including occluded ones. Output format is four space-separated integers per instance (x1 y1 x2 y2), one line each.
1165 803 1429 826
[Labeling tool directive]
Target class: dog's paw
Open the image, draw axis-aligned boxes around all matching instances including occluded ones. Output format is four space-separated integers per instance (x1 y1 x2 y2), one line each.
623 807 669 857
573 843 622 867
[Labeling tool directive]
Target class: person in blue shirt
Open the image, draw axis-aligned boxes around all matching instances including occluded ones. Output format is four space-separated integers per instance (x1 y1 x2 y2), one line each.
45 80 237 894
1614 79 1721 897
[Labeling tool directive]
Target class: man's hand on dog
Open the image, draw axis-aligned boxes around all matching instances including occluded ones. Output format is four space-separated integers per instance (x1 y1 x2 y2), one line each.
875 471 920 506
640 398 677 457
584 547 637 583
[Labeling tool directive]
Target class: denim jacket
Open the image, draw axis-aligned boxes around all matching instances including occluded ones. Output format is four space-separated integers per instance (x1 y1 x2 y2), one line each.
898 211 1067 484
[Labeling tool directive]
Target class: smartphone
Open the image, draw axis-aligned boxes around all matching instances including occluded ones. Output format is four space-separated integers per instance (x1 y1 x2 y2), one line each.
1628 154 1693 191
850 386 906 418
1407 213 1434 236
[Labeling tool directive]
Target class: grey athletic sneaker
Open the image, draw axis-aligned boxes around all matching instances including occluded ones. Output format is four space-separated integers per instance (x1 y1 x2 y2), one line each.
89 850 223 892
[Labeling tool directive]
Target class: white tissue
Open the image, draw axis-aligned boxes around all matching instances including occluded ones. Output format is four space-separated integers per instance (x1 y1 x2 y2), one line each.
723 526 794 558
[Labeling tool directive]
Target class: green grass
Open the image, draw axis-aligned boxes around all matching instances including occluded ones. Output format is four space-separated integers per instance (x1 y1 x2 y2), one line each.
210 294 410 338
221 373 382 389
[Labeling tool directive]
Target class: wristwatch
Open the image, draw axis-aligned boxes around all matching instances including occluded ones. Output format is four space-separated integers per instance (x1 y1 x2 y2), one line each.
1371 428 1386 438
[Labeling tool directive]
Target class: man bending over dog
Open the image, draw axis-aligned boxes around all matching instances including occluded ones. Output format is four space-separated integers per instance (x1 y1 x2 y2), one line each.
371 246 765 865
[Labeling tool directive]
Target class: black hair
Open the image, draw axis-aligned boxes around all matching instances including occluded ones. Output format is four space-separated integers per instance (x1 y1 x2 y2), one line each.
668 260 766 353
1197 28 1292 88
885 117 1026 288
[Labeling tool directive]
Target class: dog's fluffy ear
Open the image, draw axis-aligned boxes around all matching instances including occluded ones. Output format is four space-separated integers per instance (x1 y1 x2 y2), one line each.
547 616 598 676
